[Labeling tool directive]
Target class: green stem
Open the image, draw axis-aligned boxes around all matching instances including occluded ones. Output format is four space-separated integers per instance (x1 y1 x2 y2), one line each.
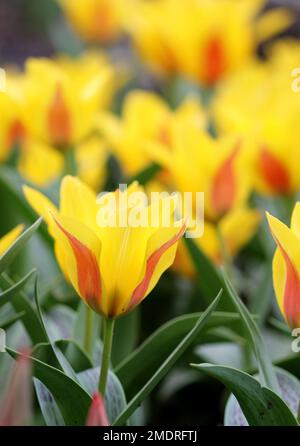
64 149 77 175
215 223 234 280
84 306 94 356
98 318 115 396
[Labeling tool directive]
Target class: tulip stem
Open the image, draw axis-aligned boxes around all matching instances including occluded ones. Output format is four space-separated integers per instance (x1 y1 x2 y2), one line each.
215 223 233 280
99 318 115 397
84 306 94 357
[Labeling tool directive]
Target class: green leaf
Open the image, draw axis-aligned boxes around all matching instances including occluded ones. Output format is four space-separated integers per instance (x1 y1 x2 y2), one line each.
112 307 140 367
224 367 300 426
0 309 25 330
113 291 222 426
77 367 127 424
0 274 47 345
222 270 279 392
0 269 36 309
192 363 298 426
6 347 92 426
33 378 65 426
0 218 42 274
116 309 238 399
0 166 51 245
184 237 232 311
127 163 161 186
34 366 126 426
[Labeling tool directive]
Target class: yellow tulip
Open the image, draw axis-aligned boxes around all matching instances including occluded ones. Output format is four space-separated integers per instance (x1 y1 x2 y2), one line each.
174 207 260 277
59 0 127 43
0 91 26 162
99 90 206 176
17 54 114 149
213 40 300 196
126 0 291 86
24 176 185 318
0 225 24 257
148 129 251 223
267 205 300 328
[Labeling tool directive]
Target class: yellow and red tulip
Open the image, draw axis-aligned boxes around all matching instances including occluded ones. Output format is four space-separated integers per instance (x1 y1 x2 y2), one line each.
213 40 300 196
17 53 114 149
267 206 300 328
126 0 291 86
174 207 260 277
99 90 206 176
59 0 128 43
24 176 185 318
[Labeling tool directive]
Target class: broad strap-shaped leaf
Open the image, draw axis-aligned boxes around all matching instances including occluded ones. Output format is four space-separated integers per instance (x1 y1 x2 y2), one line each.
127 163 161 186
0 269 36 309
113 291 222 426
192 363 298 426
222 270 279 392
116 309 238 399
0 218 42 274
33 378 65 426
0 274 47 345
184 237 232 311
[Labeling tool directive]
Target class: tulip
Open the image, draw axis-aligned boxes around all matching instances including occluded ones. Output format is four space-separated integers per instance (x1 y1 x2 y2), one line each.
0 225 24 257
267 206 300 328
126 0 291 86
86 393 109 426
174 208 260 277
24 176 185 395
0 91 26 161
213 40 300 196
23 176 185 319
99 90 206 176
148 130 251 223
18 54 114 149
59 0 127 43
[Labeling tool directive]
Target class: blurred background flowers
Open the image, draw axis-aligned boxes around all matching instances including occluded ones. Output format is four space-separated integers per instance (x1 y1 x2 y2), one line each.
1 0 300 427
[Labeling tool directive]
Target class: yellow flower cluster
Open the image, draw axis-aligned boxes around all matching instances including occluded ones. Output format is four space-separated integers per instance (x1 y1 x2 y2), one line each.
0 52 114 188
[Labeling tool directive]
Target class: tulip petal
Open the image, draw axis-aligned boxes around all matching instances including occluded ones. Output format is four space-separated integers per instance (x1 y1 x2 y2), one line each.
51 213 102 313
0 224 24 257
259 147 290 194
211 143 240 217
23 185 58 237
60 175 98 231
48 83 71 146
129 223 186 310
267 212 300 328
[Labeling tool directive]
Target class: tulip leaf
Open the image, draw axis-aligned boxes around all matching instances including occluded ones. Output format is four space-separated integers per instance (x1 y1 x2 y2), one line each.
0 217 42 274
6 347 92 426
184 237 232 311
222 270 280 392
116 308 238 399
192 363 298 426
33 378 65 426
0 166 51 244
0 268 36 309
113 291 222 426
224 367 300 426
33 366 126 426
0 274 47 345
127 163 161 186
0 309 25 330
